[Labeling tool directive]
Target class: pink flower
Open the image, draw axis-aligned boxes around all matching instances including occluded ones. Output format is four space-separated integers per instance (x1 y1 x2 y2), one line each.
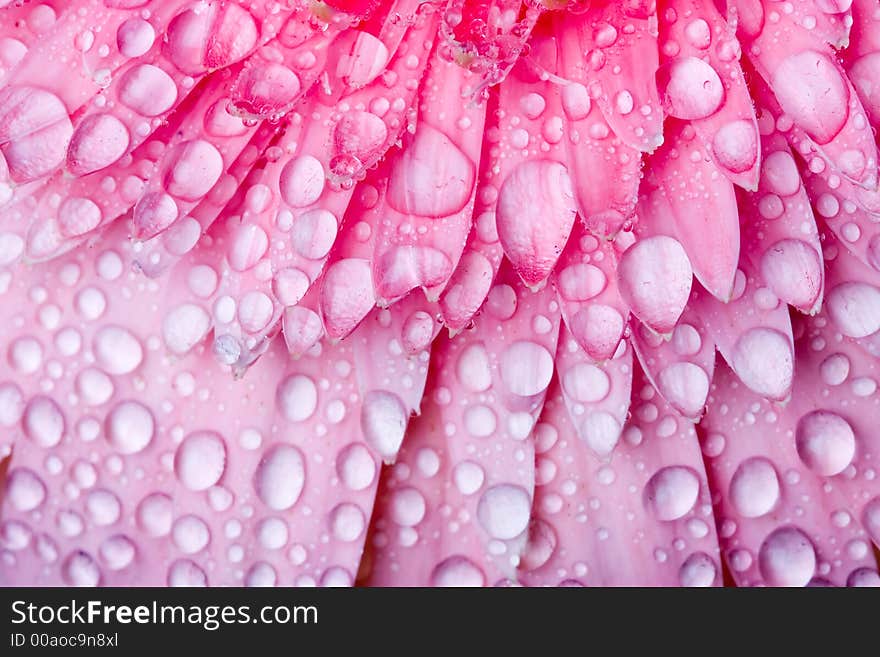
1 0 879 587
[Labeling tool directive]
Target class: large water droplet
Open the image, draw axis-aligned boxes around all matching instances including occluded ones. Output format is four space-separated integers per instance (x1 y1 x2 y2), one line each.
729 457 780 518
430 555 485 587
254 444 306 511
361 390 407 462
499 341 553 397
771 51 848 144
336 443 376 491
477 484 531 540
175 431 227 491
23 395 64 447
662 57 724 120
826 282 880 338
276 374 318 423
758 526 816 587
795 411 856 477
644 466 700 521
387 123 475 217
93 326 143 375
105 400 154 454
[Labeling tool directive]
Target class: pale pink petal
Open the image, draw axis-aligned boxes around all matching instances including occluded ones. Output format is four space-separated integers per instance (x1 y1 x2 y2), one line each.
742 87 825 314
369 264 559 584
521 367 721 587
555 326 632 458
350 292 440 463
691 258 795 401
702 324 880 586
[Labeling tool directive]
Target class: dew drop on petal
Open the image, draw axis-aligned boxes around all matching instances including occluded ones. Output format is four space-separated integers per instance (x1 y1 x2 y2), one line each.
105 400 154 454
430 556 485 587
795 411 856 477
477 484 531 540
644 466 700 521
729 457 780 518
254 444 306 511
499 341 553 397
758 527 816 587
175 431 227 491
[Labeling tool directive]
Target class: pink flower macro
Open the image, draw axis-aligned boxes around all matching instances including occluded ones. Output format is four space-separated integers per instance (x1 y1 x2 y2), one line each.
0 0 879 588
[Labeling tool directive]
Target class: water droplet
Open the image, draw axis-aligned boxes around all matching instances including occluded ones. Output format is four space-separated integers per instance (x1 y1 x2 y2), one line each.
826 282 880 338
99 534 136 570
580 411 621 456
477 484 531 540
456 343 492 392
62 550 101 586
85 489 121 526
163 304 211 355
93 326 143 375
795 411 856 476
731 328 793 399
117 17 155 58
662 57 724 120
520 519 557 571
644 466 700 521
464 404 497 437
254 444 306 511
499 341 553 397
172 514 210 554
758 526 816 587
387 123 475 217
453 460 485 496
105 400 154 454
679 552 717 587
23 396 64 448
175 431 227 491
167 559 207 586
118 64 177 116
336 443 376 491
279 155 325 208
562 363 610 403
276 374 318 422
7 468 46 511
771 51 848 144
137 493 172 537
361 390 407 462
729 457 780 518
389 487 426 526
430 556 485 587
329 503 366 542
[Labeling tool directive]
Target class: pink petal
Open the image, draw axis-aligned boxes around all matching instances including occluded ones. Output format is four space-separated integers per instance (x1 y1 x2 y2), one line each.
371 52 483 301
631 304 715 420
557 3 663 153
702 318 880 586
658 0 761 189
643 119 741 301
555 326 632 457
521 366 721 587
552 225 629 361
691 258 795 401
741 4 879 190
